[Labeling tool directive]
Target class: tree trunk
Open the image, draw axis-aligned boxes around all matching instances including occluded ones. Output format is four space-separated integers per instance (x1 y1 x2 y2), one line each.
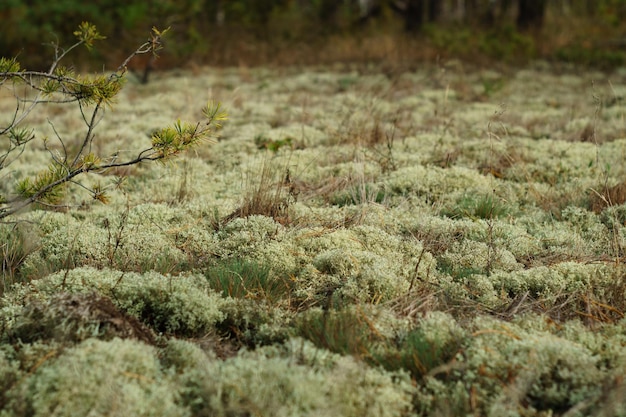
318 0 340 23
463 0 481 24
516 0 547 30
427 0 442 22
404 0 425 32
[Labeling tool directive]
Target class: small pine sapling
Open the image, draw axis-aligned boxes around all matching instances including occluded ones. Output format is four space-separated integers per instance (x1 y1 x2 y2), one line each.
0 23 227 220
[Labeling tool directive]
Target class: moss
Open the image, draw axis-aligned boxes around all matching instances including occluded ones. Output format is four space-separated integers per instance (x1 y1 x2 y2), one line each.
2 338 187 417
0 347 21 410
20 204 196 278
216 297 293 348
5 292 155 345
6 64 626 417
163 337 415 417
2 267 225 336
438 239 522 278
413 315 609 416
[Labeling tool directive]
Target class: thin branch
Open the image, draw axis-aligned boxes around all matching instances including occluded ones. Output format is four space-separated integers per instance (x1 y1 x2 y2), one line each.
0 144 27 170
0 146 165 219
18 97 79 105
0 95 21 136
77 100 90 126
49 40 84 73
71 100 104 167
46 119 68 165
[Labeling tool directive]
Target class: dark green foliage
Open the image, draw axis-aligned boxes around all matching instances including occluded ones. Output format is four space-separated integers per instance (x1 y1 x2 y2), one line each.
556 44 625 69
375 328 459 379
424 25 474 56
478 25 536 61
223 0 289 26
255 134 293 153
481 77 505 97
441 194 510 220
437 259 484 280
337 75 359 91
331 184 386 206
0 1 164 67
3 0 626 69
297 308 458 379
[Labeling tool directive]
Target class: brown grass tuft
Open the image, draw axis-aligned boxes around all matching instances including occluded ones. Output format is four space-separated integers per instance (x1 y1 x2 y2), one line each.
224 161 294 225
589 181 626 213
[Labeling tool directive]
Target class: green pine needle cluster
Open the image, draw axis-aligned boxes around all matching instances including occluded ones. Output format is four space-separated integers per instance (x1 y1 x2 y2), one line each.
0 23 226 219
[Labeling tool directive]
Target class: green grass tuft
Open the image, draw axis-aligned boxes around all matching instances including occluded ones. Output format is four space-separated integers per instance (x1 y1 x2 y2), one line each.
204 258 293 303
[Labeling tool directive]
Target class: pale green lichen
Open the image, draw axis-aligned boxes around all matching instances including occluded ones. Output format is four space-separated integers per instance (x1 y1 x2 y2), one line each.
386 165 496 206
217 297 293 347
488 261 617 302
215 215 285 257
561 205 612 253
0 348 21 409
299 225 435 302
5 292 154 345
163 337 416 417
19 204 201 277
438 239 522 277
2 267 225 335
5 64 626 417
464 316 604 411
2 338 187 417
412 311 466 354
415 315 609 416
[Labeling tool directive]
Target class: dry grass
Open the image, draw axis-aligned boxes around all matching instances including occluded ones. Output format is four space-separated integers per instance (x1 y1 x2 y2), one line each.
590 181 626 214
223 159 294 226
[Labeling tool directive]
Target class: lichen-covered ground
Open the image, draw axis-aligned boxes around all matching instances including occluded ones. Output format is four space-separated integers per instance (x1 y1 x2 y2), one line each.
2 62 626 416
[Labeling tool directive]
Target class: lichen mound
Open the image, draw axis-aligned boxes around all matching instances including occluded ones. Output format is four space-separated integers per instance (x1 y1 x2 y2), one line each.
2 338 187 417
1 267 225 336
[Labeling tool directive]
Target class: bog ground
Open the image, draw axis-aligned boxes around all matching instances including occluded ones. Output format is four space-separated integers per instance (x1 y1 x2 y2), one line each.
2 62 626 416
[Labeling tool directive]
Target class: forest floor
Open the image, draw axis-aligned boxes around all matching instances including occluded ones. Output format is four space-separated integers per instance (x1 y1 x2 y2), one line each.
2 61 626 416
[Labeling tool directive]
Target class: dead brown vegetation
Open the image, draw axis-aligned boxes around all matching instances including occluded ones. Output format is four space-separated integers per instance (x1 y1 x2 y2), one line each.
590 181 626 213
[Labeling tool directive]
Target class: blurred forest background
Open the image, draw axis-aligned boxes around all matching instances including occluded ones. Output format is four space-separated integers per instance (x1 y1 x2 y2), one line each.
2 0 626 70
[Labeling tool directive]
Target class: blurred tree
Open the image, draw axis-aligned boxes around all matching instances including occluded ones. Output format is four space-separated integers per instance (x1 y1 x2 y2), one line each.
428 0 443 22
356 0 383 24
517 0 547 30
317 0 342 24
403 0 426 32
482 0 514 26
